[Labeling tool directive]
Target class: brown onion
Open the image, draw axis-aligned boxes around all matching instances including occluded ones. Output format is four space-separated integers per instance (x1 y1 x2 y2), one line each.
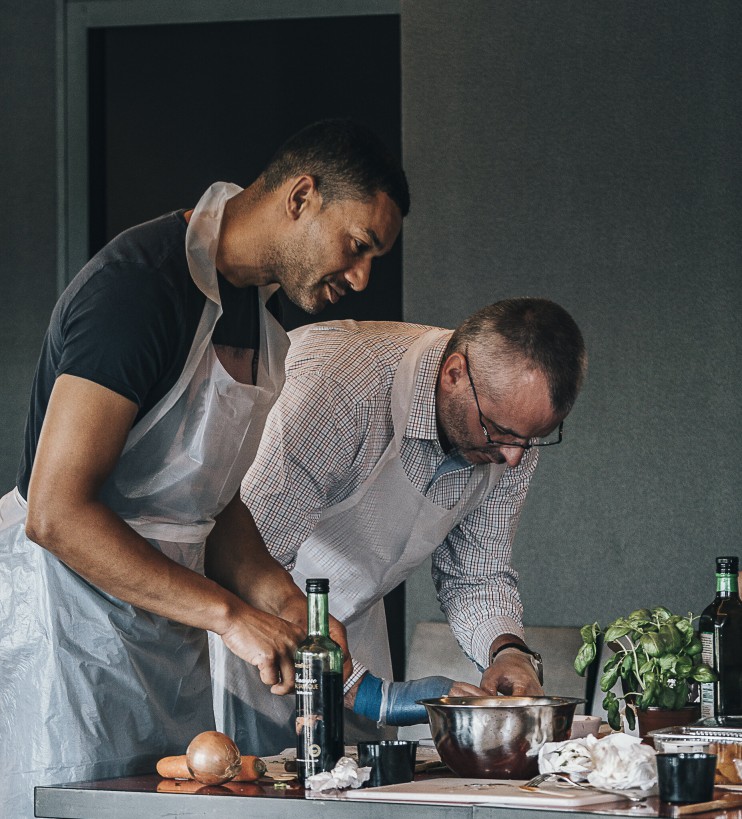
186 731 242 785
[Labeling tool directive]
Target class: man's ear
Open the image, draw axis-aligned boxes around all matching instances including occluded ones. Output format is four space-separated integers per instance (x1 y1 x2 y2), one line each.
439 351 467 394
285 175 321 220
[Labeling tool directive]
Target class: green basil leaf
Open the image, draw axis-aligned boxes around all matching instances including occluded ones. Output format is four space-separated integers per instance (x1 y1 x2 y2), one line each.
686 634 703 656
674 681 689 710
660 687 677 708
604 624 631 642
674 618 693 637
621 654 634 675
603 653 621 670
602 691 617 710
675 656 693 678
580 623 599 645
607 702 621 731
638 660 655 676
639 684 657 709
659 655 676 671
652 606 673 623
640 632 665 658
659 624 683 653
600 667 620 692
691 664 718 684
574 642 597 676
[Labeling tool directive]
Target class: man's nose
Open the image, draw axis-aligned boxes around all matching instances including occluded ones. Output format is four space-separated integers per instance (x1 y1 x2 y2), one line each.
344 257 372 293
500 445 525 468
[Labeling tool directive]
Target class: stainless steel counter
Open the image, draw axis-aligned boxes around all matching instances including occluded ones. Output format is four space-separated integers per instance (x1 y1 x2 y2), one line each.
34 773 690 819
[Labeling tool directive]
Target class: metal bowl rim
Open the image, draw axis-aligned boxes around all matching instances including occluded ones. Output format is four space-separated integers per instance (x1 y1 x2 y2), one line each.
417 695 586 708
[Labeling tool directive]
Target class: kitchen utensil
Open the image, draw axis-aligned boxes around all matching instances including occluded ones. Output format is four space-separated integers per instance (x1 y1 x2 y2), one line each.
657 753 717 804
419 695 583 779
521 772 592 791
521 771 654 803
357 740 418 787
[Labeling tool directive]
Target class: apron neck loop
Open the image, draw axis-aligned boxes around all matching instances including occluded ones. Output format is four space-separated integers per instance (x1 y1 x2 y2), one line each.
390 329 452 439
186 182 243 305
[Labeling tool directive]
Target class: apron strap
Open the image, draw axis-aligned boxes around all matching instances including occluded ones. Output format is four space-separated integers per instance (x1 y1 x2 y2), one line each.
390 329 451 438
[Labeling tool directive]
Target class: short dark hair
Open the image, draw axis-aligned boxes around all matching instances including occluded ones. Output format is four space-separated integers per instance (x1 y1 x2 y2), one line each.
259 118 410 216
446 298 587 416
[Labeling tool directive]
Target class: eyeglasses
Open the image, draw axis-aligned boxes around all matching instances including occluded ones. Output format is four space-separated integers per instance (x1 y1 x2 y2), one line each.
463 347 564 451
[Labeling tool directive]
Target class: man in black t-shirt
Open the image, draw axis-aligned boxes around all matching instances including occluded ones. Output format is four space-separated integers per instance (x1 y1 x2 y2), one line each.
0 119 408 819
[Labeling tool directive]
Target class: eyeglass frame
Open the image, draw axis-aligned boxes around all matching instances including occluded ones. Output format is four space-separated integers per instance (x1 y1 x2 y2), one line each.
462 346 564 451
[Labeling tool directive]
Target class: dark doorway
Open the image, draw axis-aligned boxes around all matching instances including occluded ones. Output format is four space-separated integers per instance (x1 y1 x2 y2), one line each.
88 14 406 679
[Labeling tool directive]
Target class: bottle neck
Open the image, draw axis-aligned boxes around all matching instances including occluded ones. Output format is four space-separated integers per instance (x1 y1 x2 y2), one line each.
716 572 739 596
307 591 330 637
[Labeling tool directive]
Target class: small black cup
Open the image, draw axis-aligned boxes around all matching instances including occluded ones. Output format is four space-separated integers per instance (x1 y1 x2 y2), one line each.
357 740 418 787
656 752 717 804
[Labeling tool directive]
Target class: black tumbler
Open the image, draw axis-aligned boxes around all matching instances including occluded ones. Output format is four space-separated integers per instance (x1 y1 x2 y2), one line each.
357 740 418 787
656 752 717 804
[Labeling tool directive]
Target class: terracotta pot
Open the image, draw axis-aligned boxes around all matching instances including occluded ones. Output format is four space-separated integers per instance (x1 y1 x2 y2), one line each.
636 705 701 746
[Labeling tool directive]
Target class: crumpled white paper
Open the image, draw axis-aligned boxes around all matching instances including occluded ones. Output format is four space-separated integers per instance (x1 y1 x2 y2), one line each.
305 756 372 792
539 735 598 780
539 733 657 791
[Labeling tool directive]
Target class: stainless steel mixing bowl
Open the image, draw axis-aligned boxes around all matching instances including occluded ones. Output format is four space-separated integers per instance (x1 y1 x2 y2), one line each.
420 696 584 779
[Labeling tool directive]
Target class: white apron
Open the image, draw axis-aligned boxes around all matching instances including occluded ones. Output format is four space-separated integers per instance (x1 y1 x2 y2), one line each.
214 329 506 755
0 182 288 819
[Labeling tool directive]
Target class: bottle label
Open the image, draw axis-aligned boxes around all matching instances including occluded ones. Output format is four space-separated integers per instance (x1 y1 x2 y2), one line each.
699 631 716 719
700 631 714 667
295 658 343 780
717 573 739 595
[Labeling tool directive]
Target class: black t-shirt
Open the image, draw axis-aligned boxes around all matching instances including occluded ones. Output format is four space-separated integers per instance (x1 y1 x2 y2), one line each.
17 209 277 498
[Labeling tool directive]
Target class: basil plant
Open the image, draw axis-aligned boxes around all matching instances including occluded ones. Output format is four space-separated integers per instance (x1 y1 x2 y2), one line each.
574 606 717 731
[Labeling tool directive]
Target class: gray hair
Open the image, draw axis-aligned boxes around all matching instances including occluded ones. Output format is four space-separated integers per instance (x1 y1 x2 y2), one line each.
445 298 587 416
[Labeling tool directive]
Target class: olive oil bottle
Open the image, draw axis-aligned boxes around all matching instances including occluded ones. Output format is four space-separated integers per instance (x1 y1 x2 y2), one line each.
699 556 742 725
295 578 344 783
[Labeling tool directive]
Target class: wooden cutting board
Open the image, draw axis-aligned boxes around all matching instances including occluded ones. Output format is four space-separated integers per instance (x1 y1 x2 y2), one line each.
345 778 627 807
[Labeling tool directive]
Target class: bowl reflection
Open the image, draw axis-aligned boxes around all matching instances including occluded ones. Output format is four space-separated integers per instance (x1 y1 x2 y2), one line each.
420 696 584 779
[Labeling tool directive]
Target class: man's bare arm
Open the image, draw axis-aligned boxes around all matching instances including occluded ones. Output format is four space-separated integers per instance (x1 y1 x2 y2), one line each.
26 373 301 693
206 494 352 679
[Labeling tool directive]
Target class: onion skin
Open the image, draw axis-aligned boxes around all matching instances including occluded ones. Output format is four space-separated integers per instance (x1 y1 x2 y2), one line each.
186 731 242 785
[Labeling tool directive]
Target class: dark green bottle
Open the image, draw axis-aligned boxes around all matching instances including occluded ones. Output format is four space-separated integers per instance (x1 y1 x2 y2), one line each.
699 556 742 725
295 578 344 783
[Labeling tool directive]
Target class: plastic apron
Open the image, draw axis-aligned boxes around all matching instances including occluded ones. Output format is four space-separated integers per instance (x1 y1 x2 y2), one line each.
0 182 288 819
215 329 506 755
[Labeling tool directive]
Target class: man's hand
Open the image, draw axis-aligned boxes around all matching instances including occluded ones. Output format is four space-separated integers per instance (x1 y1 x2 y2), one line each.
448 680 488 697
218 604 304 695
279 594 353 682
481 649 544 696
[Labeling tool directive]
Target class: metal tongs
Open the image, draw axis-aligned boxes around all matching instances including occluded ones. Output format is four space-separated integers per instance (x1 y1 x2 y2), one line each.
520 772 592 792
520 772 653 803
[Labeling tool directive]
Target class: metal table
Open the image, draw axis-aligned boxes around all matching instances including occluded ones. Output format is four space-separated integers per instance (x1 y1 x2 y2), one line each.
35 774 740 819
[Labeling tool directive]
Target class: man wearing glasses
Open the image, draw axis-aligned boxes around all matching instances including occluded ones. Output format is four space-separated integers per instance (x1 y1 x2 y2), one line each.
213 297 587 753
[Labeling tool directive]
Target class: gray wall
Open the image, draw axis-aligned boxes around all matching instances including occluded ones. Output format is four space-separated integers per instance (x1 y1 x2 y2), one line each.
0 3 58 490
401 0 742 649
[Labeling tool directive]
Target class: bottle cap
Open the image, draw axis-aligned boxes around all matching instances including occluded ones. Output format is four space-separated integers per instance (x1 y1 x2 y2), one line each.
716 556 739 573
306 578 330 593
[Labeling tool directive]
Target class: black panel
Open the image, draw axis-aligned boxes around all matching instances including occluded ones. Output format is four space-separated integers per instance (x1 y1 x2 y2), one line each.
87 14 405 678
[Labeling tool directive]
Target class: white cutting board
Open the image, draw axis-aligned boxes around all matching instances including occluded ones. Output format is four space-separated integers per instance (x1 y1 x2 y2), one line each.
345 778 625 807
